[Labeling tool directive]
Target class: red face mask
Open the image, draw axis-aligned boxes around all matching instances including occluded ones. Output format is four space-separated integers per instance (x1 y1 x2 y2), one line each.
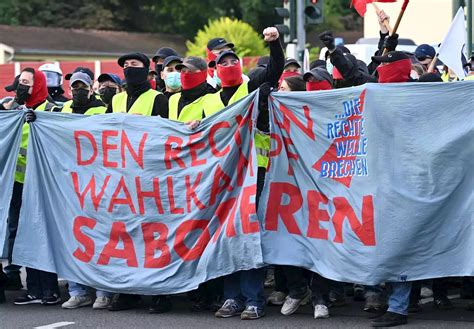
149 79 157 90
25 69 49 108
206 48 217 78
217 64 243 87
332 67 344 80
278 71 300 87
180 71 207 90
376 59 412 83
306 80 332 91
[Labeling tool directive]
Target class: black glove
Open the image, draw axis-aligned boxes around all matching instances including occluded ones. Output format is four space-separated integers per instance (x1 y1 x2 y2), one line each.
319 31 335 51
25 109 36 123
259 82 272 100
383 33 399 52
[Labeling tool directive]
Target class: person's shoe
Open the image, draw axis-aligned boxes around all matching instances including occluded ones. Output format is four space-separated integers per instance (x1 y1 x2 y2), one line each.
93 296 112 310
329 291 347 308
14 294 42 305
241 305 265 320
280 289 311 315
4 275 22 290
215 299 244 318
108 294 141 311
42 293 61 305
314 304 330 319
420 286 433 298
61 295 92 309
266 291 287 306
209 297 223 312
149 295 172 314
264 275 275 288
353 285 365 301
408 300 422 313
433 296 454 310
371 311 407 327
364 293 385 313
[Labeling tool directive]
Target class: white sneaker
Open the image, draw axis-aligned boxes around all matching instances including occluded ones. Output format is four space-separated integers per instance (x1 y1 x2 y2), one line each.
280 289 311 315
93 296 112 309
61 295 93 309
420 287 433 298
267 291 287 306
314 304 330 319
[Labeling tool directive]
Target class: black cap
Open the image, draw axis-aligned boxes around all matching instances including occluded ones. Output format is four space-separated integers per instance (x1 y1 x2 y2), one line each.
257 56 270 68
98 73 122 85
175 56 208 71
372 51 410 64
310 60 326 70
118 52 150 68
163 55 183 68
303 67 333 85
209 51 240 68
152 47 179 63
207 38 234 51
418 73 443 82
5 75 19 92
284 58 301 69
65 67 94 80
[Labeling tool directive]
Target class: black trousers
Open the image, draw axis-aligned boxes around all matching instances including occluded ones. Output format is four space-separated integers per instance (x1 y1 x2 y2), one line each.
5 182 23 276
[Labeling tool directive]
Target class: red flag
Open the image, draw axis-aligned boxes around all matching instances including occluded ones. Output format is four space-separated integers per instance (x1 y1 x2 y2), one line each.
351 0 397 16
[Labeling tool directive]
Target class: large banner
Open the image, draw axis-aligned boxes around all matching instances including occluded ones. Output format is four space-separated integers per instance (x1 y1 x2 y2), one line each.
259 82 474 284
13 92 262 294
0 110 24 257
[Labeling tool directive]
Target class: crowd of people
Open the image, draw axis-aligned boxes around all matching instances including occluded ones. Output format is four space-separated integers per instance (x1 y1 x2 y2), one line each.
1 10 473 327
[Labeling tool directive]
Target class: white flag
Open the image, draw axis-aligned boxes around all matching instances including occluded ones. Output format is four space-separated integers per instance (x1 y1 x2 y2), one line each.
438 7 467 79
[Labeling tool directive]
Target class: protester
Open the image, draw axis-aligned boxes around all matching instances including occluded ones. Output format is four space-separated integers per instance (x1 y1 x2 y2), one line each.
97 73 123 106
39 63 69 104
414 44 438 73
168 56 215 121
62 67 96 112
206 37 234 88
108 52 168 118
161 55 183 99
152 47 179 91
278 58 301 87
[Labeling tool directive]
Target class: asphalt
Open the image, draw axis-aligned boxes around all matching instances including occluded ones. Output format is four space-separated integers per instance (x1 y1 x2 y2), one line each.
1 280 473 329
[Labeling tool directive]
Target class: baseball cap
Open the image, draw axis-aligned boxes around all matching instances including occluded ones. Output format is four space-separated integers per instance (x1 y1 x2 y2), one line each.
152 47 179 63
310 60 326 70
257 56 270 68
207 38 234 51
65 67 94 80
118 52 150 68
97 73 122 85
372 51 410 64
69 72 93 87
208 51 240 68
303 67 333 84
415 44 436 60
175 56 209 71
163 55 183 68
284 58 301 69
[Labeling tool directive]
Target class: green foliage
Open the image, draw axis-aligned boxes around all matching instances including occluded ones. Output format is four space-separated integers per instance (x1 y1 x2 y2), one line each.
186 17 267 58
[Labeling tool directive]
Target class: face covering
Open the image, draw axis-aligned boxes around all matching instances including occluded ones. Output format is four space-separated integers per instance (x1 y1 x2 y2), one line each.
124 67 149 86
99 87 117 104
154 64 163 76
306 80 332 91
165 72 181 90
206 48 217 62
15 84 31 105
180 71 207 90
377 59 412 83
72 89 91 107
278 71 299 87
213 74 221 88
217 64 243 87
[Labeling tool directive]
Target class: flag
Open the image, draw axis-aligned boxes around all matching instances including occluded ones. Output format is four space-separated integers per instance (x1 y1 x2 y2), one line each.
438 7 467 79
351 0 397 17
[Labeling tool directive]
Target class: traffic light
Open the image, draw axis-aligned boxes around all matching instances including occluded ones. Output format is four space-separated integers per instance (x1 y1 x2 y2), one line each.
304 0 324 25
275 0 295 43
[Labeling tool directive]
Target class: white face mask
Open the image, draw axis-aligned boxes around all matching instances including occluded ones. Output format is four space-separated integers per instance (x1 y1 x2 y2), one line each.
326 59 334 75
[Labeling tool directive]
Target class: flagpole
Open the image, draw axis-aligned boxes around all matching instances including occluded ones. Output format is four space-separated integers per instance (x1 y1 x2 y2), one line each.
382 0 410 55
372 3 393 34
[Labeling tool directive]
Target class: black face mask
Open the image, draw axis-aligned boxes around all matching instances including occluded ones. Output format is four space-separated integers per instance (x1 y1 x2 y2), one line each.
72 89 91 106
124 67 149 86
15 84 30 105
99 87 117 104
155 64 163 76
